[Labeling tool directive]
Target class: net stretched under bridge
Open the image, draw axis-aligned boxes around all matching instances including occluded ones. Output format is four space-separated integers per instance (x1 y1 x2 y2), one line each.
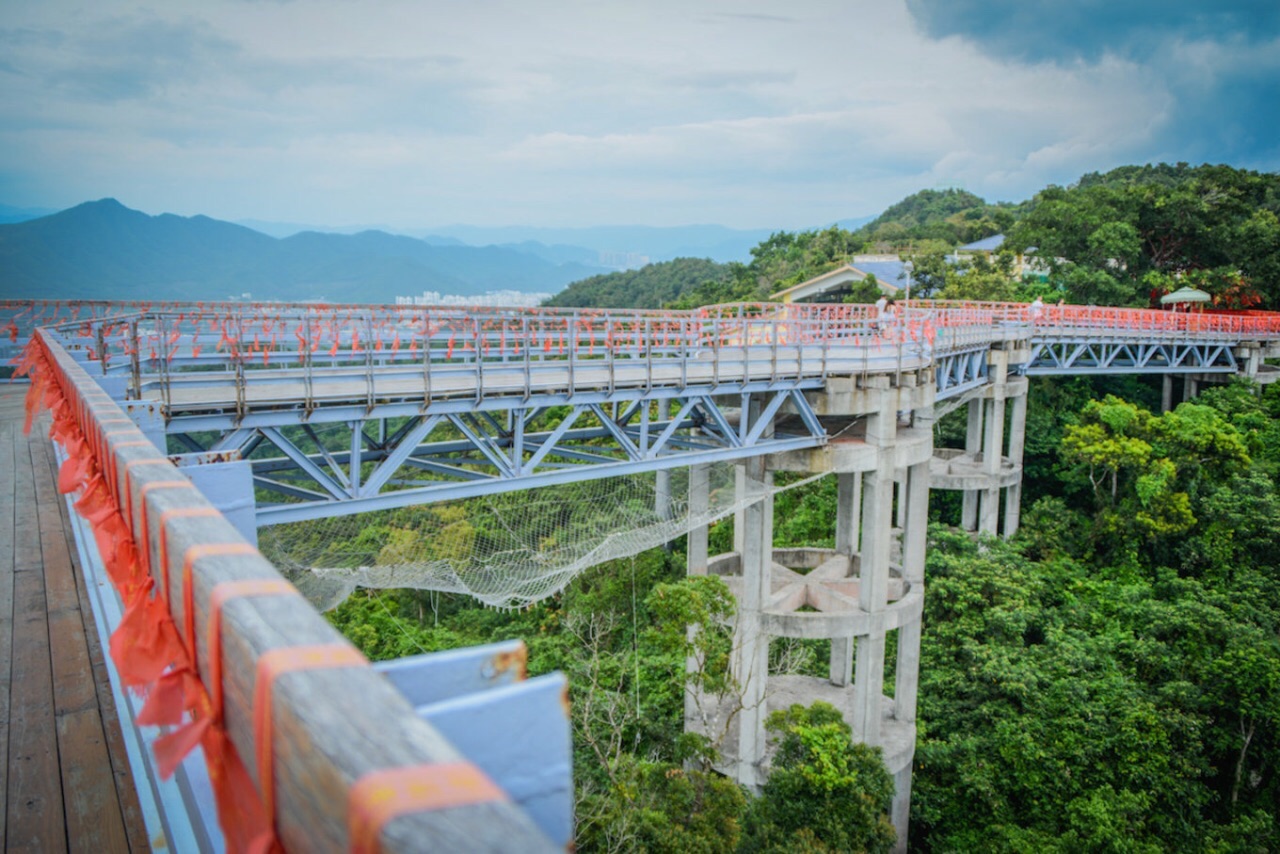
259 463 823 611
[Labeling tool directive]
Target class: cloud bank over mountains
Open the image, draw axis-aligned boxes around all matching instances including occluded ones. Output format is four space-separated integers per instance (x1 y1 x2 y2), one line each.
1 1 1277 231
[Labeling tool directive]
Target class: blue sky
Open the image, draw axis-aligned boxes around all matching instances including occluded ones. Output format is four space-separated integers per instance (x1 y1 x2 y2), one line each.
1 0 1277 230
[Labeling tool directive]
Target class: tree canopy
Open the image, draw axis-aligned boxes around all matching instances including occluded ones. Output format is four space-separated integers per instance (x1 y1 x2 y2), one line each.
1009 163 1280 307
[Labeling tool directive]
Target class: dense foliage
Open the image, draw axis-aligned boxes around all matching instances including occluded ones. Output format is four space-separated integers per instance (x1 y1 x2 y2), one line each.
320 162 1280 850
849 188 1019 251
668 191 1017 309
543 257 732 309
1009 163 1280 308
558 164 1280 311
327 379 1280 850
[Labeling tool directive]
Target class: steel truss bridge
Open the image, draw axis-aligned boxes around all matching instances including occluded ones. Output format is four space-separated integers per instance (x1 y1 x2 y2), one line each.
8 298 1280 527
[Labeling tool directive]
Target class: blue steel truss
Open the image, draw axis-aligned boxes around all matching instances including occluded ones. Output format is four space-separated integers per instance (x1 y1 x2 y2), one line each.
933 347 990 401
180 388 827 525
23 299 1280 527
1026 339 1238 375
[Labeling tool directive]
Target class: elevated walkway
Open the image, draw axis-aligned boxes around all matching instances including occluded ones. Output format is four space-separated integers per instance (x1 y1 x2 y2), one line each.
8 296 1280 852
1 385 148 852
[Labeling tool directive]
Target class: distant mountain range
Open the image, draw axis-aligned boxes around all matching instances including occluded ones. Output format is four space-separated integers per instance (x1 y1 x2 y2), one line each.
0 200 878 303
234 220 875 265
0 200 613 303
0 203 58 225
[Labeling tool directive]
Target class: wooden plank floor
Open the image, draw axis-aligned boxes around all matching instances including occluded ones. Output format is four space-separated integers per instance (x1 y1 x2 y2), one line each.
0 384 149 853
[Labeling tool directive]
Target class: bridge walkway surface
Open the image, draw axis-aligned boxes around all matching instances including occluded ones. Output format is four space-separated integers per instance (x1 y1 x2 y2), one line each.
1 383 149 852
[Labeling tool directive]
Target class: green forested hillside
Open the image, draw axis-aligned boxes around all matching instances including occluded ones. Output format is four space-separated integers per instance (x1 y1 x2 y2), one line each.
561 164 1280 312
849 187 1020 250
543 257 731 309
1009 163 1280 307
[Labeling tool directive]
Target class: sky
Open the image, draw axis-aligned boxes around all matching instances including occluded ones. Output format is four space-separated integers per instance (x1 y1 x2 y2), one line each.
1 0 1278 231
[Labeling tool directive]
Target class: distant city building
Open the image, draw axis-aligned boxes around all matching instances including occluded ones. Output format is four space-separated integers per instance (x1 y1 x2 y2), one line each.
598 250 651 271
395 290 554 308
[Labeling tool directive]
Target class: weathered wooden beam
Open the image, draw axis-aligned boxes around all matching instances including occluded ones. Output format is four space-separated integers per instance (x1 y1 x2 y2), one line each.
38 330 557 853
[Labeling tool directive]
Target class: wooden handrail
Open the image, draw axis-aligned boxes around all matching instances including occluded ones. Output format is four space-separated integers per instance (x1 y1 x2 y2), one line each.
33 329 555 852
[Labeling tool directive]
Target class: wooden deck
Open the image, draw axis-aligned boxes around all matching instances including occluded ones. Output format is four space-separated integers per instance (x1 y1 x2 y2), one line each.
0 384 149 853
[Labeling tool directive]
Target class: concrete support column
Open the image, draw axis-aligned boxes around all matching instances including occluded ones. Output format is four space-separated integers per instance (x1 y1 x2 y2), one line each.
900 459 930 588
1242 348 1262 379
892 414 932 853
892 767 914 854
1002 390 1028 538
1183 374 1197 402
961 399 982 531
733 467 747 555
835 472 862 556
685 463 710 733
830 472 861 687
894 458 929 728
977 395 1005 535
731 450 773 789
894 472 908 531
1162 374 1175 413
978 353 1009 536
853 388 895 746
687 464 710 577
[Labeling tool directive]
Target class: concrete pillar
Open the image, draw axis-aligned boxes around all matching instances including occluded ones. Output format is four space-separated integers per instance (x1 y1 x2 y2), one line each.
1002 390 1028 538
978 353 1008 536
731 393 773 790
1183 374 1196 402
685 463 710 732
1242 348 1262 379
853 388 895 746
732 450 773 789
892 766 914 854
961 399 982 531
733 466 747 555
687 464 710 576
1161 374 1174 413
835 472 862 556
977 396 1005 535
900 460 930 588
829 637 856 688
831 472 861 687
894 472 908 531
894 459 929 728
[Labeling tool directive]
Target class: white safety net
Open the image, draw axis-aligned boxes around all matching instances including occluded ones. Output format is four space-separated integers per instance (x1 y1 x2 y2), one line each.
258 463 824 611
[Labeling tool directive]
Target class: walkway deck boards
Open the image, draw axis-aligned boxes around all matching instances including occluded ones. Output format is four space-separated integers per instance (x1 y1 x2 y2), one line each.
1 385 148 853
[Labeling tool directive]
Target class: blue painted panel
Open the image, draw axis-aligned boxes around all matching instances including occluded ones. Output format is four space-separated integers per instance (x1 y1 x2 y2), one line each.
417 674 573 848
373 640 526 707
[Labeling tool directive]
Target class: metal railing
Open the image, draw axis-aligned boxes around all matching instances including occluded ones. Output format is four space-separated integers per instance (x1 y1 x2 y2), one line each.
17 298 1280 415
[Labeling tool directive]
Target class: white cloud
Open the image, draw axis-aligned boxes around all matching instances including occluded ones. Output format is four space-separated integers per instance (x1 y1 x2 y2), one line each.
0 0 1256 229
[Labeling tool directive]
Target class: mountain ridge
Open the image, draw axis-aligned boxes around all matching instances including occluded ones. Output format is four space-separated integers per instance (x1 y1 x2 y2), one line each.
0 199 609 303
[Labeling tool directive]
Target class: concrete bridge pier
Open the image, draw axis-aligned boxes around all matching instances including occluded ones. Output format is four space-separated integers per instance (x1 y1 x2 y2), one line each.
932 346 1030 538
687 372 934 850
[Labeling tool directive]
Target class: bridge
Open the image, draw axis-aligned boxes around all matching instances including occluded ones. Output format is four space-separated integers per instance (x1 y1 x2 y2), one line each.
7 297 1280 851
